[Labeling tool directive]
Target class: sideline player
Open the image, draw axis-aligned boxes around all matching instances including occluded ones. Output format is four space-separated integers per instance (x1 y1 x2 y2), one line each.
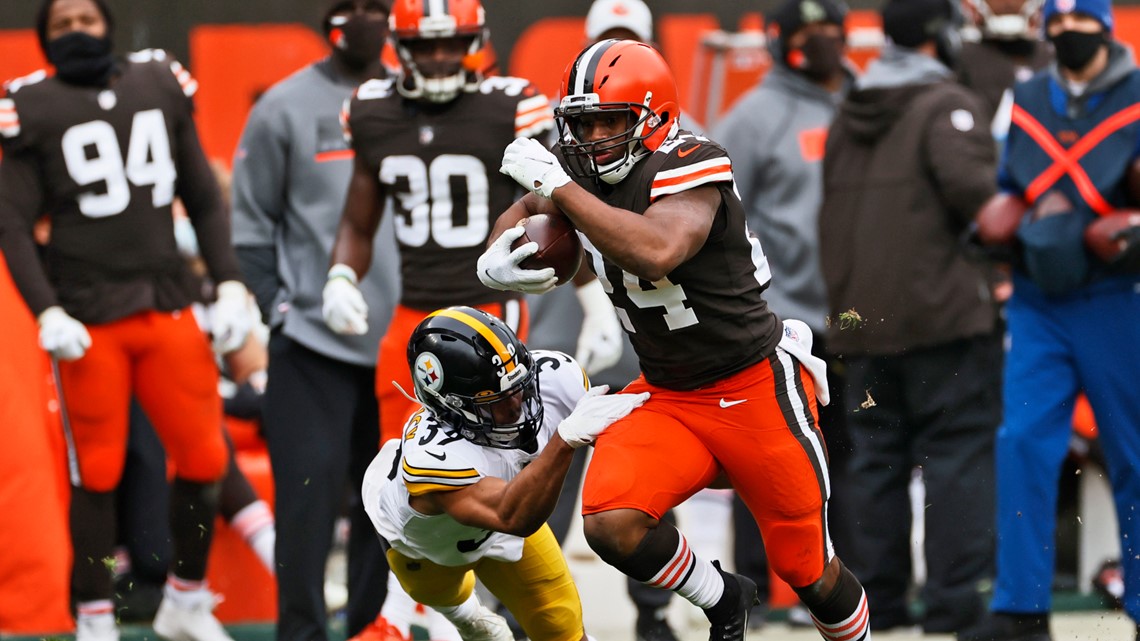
323 0 558 447
361 306 647 641
0 1 258 640
478 40 871 641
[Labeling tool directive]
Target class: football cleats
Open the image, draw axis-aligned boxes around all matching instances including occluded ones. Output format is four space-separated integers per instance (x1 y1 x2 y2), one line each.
388 0 486 103
555 39 680 185
407 307 543 450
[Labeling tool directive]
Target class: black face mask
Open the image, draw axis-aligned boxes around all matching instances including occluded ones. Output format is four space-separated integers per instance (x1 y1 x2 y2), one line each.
46 32 114 86
791 33 844 82
1050 30 1107 72
329 14 387 70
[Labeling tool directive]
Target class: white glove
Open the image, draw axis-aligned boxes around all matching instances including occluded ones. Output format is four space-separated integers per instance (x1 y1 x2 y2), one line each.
575 279 623 376
211 280 257 354
557 385 650 449
37 306 91 361
477 225 559 294
500 137 572 198
323 263 369 335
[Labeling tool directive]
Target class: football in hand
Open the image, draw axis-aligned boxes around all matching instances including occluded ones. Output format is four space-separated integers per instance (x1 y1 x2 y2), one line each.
511 213 582 286
1084 209 1140 263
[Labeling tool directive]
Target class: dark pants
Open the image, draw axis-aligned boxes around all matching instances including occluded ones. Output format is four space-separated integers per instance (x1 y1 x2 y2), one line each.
843 333 1002 633
264 334 388 641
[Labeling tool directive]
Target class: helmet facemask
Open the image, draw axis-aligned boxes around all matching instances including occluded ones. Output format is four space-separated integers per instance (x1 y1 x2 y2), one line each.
555 92 667 185
416 352 543 451
389 0 486 103
395 33 483 103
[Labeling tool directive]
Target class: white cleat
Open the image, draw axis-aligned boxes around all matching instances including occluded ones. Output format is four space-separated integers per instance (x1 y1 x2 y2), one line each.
452 606 515 641
76 612 120 641
153 586 234 641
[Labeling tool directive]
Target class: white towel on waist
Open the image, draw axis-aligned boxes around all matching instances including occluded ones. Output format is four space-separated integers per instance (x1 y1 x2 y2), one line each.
776 319 830 407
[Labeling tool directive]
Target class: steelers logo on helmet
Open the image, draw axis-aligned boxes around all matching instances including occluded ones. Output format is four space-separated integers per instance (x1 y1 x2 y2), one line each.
555 39 680 185
406 306 544 451
414 352 444 393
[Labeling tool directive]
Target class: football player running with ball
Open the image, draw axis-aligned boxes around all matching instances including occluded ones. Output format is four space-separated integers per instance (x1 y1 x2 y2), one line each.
0 1 259 640
479 40 872 641
361 306 646 641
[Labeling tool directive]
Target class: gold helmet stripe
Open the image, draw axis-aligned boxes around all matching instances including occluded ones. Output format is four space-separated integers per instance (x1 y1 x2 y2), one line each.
428 308 516 372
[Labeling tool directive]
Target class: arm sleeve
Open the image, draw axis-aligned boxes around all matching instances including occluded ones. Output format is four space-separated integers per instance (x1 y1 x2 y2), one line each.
923 93 999 227
174 109 242 285
0 145 57 315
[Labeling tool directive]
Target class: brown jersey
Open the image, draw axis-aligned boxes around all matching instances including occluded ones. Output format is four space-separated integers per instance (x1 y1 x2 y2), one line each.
344 76 553 310
0 50 239 324
561 131 781 390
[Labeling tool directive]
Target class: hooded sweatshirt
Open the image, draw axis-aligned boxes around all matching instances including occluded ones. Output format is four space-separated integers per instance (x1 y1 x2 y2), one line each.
819 46 999 356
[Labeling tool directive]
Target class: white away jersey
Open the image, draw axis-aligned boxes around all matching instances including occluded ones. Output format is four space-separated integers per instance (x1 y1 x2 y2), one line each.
362 350 588 566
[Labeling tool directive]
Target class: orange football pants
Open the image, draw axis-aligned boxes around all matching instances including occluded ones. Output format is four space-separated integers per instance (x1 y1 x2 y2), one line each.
58 309 228 492
376 300 528 444
582 350 833 588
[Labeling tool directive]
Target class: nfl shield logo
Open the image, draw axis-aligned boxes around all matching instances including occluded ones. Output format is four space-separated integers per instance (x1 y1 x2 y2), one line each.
97 90 117 110
419 126 434 145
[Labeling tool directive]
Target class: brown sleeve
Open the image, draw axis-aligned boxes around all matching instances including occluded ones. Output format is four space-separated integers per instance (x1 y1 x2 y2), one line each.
174 110 243 286
0 146 57 315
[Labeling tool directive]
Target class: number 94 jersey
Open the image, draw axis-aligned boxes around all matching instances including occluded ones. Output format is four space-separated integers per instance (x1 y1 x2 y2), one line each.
362 350 587 567
0 50 225 324
343 76 553 310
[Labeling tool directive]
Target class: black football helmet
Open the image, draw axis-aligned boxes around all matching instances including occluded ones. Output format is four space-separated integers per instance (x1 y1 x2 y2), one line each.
407 307 542 450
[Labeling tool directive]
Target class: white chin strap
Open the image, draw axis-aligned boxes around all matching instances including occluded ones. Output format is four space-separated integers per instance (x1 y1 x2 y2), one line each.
598 144 646 185
397 70 465 103
421 72 465 103
597 120 679 185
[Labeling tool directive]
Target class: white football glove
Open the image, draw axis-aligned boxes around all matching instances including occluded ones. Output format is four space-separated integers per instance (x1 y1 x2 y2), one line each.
323 263 369 335
557 385 649 449
575 280 623 376
211 280 257 354
37 306 91 361
500 137 572 198
477 225 559 294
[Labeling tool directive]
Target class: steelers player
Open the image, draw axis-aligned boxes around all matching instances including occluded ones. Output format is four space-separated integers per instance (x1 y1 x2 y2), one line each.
361 307 646 641
0 1 258 640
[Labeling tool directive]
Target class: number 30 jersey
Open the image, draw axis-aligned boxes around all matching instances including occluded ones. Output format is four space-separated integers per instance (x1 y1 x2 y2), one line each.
0 50 239 324
559 132 782 390
343 76 553 310
362 350 587 566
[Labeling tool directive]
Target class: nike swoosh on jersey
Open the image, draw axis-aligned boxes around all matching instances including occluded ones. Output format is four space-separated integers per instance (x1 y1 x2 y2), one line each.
676 144 701 158
426 450 447 461
719 398 747 408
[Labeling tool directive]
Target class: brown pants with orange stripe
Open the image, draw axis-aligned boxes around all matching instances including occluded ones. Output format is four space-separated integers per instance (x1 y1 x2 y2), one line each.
582 350 833 589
